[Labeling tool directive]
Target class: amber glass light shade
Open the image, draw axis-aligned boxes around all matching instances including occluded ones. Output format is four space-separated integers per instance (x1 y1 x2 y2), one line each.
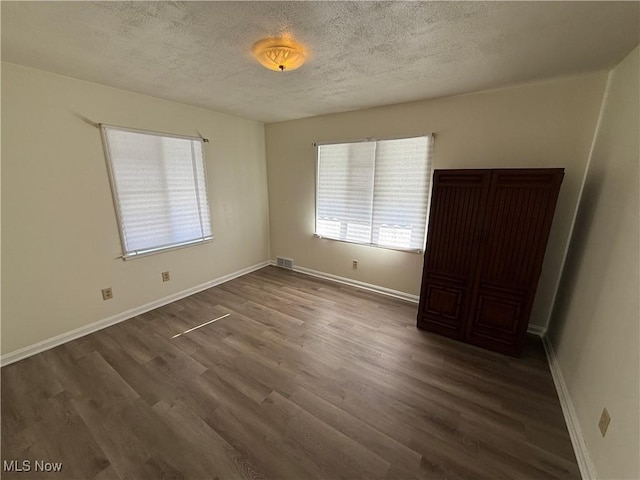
252 37 307 72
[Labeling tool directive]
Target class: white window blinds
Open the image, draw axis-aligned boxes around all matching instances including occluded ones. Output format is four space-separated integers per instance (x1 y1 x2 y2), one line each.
316 135 433 252
101 125 212 259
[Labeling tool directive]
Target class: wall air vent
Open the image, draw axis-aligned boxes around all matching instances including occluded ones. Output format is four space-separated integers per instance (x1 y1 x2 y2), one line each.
276 256 294 269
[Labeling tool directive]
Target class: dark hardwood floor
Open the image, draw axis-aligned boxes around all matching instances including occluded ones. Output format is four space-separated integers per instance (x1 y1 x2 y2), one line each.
1 266 580 480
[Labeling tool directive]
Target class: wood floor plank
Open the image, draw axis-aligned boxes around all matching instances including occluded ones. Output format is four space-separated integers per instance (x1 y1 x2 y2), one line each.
92 465 122 480
267 391 392 480
1 353 64 433
1 391 110 480
1 266 579 479
288 387 423 476
152 399 266 479
205 385 326 480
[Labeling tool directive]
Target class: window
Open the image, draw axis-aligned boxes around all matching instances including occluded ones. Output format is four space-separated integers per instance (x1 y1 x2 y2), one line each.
315 135 433 252
101 125 212 259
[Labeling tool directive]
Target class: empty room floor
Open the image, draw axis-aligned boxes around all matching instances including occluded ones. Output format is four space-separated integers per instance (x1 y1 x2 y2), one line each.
1 266 580 479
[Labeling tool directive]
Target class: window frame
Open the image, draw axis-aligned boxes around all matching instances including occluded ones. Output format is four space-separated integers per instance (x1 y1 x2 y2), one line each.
100 124 213 260
313 134 434 254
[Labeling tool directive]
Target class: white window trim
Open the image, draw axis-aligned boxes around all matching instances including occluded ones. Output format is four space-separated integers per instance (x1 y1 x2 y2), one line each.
100 124 213 260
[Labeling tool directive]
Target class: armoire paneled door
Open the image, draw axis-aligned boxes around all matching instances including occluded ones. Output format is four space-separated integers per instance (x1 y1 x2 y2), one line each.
417 169 564 355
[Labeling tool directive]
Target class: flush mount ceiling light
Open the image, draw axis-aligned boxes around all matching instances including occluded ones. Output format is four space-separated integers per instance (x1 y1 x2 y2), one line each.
252 36 307 72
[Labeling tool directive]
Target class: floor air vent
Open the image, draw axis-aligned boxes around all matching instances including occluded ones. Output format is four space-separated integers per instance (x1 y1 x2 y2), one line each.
276 257 294 269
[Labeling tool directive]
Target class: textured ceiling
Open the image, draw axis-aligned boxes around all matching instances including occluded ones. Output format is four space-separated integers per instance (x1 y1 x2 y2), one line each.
2 1 639 123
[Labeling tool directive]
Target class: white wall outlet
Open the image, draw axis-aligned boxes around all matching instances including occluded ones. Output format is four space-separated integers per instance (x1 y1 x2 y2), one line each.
101 288 113 300
162 271 170 282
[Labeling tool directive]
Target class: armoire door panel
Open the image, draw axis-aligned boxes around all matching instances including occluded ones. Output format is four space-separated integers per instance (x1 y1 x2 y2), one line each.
417 170 491 339
479 181 553 288
466 287 530 356
420 275 466 336
468 285 527 339
422 171 490 277
425 285 461 320
465 169 563 352
475 294 521 333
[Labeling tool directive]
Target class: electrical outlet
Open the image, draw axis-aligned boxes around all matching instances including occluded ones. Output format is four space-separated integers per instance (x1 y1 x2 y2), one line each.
598 407 611 437
101 288 113 300
352 259 358 269
162 271 171 282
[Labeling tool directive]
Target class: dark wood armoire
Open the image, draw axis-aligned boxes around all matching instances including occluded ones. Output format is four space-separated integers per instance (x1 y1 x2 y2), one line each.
417 168 564 356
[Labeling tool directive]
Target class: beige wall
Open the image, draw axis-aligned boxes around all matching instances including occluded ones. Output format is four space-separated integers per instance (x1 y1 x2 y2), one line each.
549 47 639 480
266 73 607 329
1 62 270 355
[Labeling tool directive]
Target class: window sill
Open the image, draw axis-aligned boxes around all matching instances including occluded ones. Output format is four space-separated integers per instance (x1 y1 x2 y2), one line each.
121 237 213 260
313 233 423 254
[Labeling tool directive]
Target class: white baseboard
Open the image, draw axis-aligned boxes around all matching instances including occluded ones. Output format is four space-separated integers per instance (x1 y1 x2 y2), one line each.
271 261 547 339
0 261 271 367
542 335 596 480
527 324 546 337
271 261 420 303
